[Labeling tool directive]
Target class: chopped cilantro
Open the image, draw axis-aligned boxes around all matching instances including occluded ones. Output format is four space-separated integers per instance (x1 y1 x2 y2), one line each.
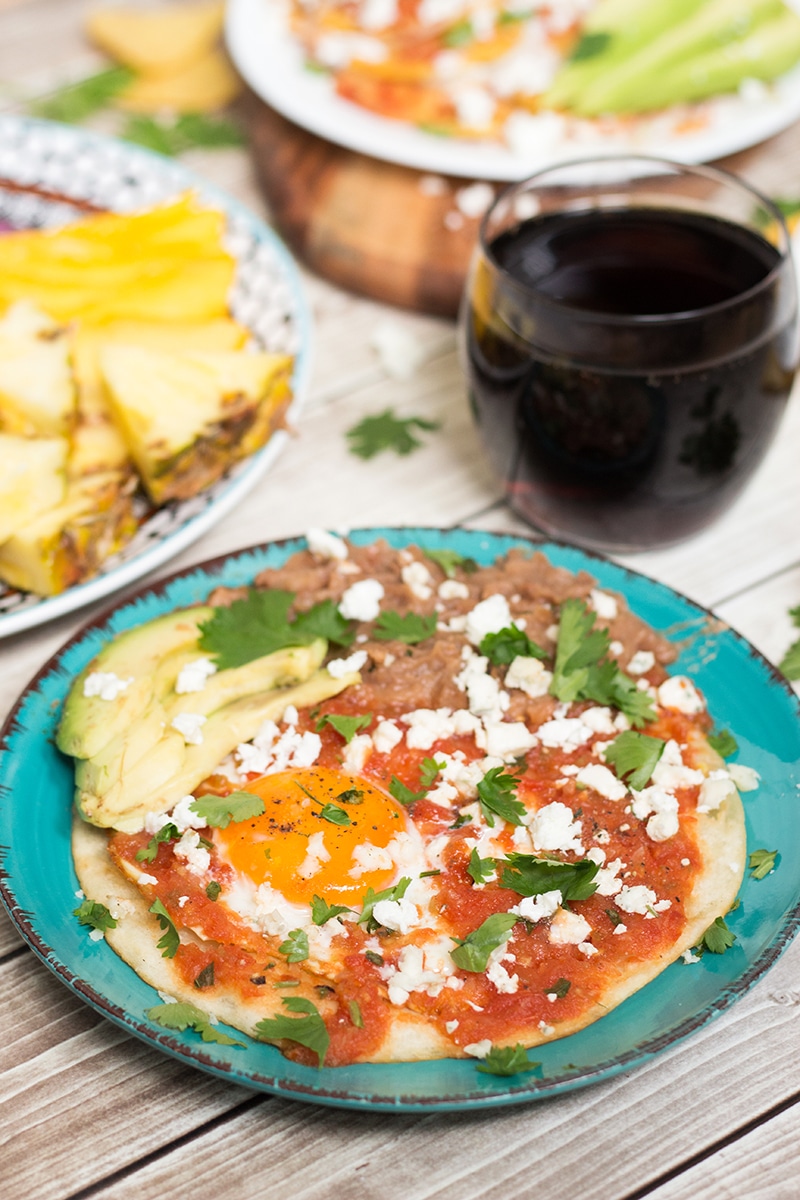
605 907 623 927
749 848 778 880
499 854 599 902
255 996 330 1066
348 1000 364 1028
550 598 611 703
365 950 384 966
707 730 739 758
420 757 445 788
479 626 546 666
390 776 425 806
467 847 496 885
198 588 353 670
373 610 437 643
476 767 527 827
135 823 179 863
149 899 179 959
419 869 441 878
319 803 351 826
191 791 265 829
147 1001 245 1046
450 912 518 972
697 915 737 955
569 30 612 62
605 731 666 791
443 17 473 45
476 1043 541 1077
194 963 215 990
546 978 571 999
73 898 117 933
581 660 657 727
31 66 134 122
315 712 373 742
424 548 477 577
279 929 310 964
121 112 244 157
336 788 365 804
206 881 221 902
311 894 352 925
346 408 441 459
779 636 800 681
359 877 411 931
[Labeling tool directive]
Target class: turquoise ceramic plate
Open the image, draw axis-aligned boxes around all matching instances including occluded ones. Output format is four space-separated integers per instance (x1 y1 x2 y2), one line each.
2 528 799 1112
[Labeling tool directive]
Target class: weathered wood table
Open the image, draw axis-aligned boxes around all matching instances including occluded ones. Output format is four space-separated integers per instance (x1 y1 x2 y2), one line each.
1 3 800 1197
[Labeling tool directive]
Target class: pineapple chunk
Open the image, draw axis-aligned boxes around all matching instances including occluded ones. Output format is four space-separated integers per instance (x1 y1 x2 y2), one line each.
0 471 137 596
0 433 68 543
99 345 292 504
117 48 242 113
0 301 75 437
86 1 225 76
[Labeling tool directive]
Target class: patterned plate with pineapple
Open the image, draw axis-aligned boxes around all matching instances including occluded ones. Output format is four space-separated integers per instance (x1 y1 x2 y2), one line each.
0 115 311 640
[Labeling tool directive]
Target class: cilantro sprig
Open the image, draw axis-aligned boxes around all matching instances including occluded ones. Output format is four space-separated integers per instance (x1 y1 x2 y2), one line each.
779 605 800 680
467 847 496 885
450 912 517 972
604 730 666 791
311 895 352 925
373 610 437 643
315 712 373 743
149 898 180 959
346 409 441 459
198 589 354 670
476 767 527 827
749 849 778 879
424 548 477 577
708 730 739 758
476 1044 541 1077
135 823 179 863
358 877 411 931
73 898 117 933
31 66 134 122
279 929 310 964
499 854 599 902
190 791 265 829
695 915 737 955
479 626 546 666
147 1001 245 1046
122 112 244 157
255 997 330 1066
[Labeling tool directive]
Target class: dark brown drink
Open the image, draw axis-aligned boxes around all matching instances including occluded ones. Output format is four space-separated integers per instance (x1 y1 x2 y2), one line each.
464 204 797 550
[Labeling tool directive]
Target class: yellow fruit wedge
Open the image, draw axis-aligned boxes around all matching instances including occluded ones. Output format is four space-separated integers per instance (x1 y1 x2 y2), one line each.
100 344 293 503
117 49 242 113
0 432 68 543
86 1 226 77
0 301 75 437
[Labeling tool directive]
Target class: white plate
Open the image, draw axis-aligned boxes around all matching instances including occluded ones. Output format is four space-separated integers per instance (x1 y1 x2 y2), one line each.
0 116 312 640
227 0 800 182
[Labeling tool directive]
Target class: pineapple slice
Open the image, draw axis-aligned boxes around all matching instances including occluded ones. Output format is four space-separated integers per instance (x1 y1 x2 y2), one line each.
99 344 293 504
0 301 75 437
0 471 138 596
0 432 68 543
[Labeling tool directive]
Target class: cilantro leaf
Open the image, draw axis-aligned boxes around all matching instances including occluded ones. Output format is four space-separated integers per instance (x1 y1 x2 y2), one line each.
147 1001 245 1046
365 950 384 966
390 776 425 806
122 112 244 157
569 30 612 62
424 548 477 577
790 605 800 627
476 767 527 827
749 848 778 879
194 963 215 990
476 1044 541 1077
698 915 737 955
279 929 310 963
479 626 546 666
346 408 441 459
467 847 496 885
198 589 352 670
31 66 134 122
206 881 221 901
191 791 265 829
149 899 179 958
581 660 656 728
419 757 445 788
73 898 117 933
358 877 411 930
451 912 518 971
348 1000 364 1028
373 610 437 644
499 854 599 902
255 996 330 1065
708 730 739 758
605 730 666 791
779 636 800 681
311 895 352 925
605 907 623 926
319 804 351 825
546 977 571 999
135 823 179 863
443 17 473 46
316 712 373 743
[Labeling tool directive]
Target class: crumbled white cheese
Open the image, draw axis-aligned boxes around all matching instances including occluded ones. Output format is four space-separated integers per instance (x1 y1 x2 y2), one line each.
464 1039 493 1059
82 671 134 701
590 589 618 620
400 706 483 750
651 739 703 791
697 769 738 813
298 831 331 880
580 706 617 735
401 560 434 600
728 763 760 792
438 579 469 600
342 732 373 772
174 657 217 694
593 858 626 897
483 720 538 759
616 884 660 916
578 941 599 957
445 1019 459 1034
372 719 403 754
626 650 655 676
236 723 321 776
504 655 552 698
530 801 583 854
630 786 680 842
327 649 368 678
537 717 593 751
385 944 448 1005
486 959 519 994
339 578 384 621
538 1020 555 1037
613 924 628 935
465 593 514 646
455 648 509 720
136 872 158 887
306 527 348 560
372 897 421 934
88 928 105 942
173 829 210 876
510 889 562 923
170 712 206 746
682 949 701 964
575 763 628 802
657 675 705 714
549 908 592 946
370 321 427 379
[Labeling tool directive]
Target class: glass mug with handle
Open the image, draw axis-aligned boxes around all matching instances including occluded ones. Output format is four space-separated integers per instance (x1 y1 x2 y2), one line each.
460 156 798 552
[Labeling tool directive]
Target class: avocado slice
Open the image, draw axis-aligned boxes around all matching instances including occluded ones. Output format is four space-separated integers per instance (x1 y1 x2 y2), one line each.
57 606 215 761
78 667 362 831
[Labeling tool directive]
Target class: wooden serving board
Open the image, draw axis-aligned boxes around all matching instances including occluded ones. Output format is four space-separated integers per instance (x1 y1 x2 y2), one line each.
244 93 490 317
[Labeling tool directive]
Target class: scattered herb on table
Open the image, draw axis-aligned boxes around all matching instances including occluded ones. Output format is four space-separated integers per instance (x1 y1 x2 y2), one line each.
346 408 441 459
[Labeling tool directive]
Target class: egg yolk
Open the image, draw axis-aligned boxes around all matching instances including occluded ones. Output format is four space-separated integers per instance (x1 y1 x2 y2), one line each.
214 766 406 906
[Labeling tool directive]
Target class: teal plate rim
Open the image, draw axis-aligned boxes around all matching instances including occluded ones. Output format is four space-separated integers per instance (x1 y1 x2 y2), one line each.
2 526 799 1113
